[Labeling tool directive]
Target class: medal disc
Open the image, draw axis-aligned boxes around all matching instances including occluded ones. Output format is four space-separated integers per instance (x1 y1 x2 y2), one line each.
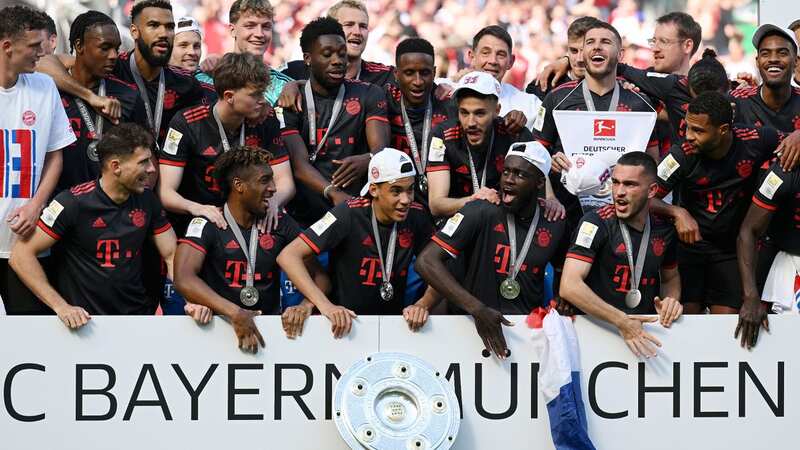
379 281 394 301
87 141 100 162
625 289 642 309
240 286 259 306
499 278 521 300
418 176 428 193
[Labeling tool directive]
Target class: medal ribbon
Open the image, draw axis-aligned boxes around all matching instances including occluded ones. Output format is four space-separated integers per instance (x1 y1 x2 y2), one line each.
129 53 166 138
370 204 398 288
465 130 495 193
400 95 432 176
224 204 259 290
212 104 245 152
618 215 651 295
580 78 620 112
304 82 345 163
506 207 541 282
73 79 106 141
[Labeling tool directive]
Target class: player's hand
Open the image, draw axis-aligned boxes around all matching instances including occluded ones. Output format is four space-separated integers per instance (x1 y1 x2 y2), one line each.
7 200 44 238
332 154 371 188
54 304 91 329
199 54 221 73
452 68 473 82
654 296 682 328
402 304 430 332
231 309 265 353
470 187 500 204
621 81 641 93
535 57 570 90
673 208 702 244
88 93 121 125
282 301 313 339
734 71 758 88
185 303 213 324
617 315 661 358
471 305 513 359
257 202 280 233
189 203 227 229
539 197 566 221
555 297 579 316
277 81 303 112
503 110 528 134
734 295 769 349
319 304 357 338
551 152 572 173
434 83 453 100
776 129 800 172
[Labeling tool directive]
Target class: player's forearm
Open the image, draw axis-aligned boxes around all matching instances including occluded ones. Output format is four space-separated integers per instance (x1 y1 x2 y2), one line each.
37 55 95 102
736 224 761 300
429 195 470 218
414 286 442 311
650 197 683 219
415 247 485 315
158 185 202 216
292 157 334 196
277 246 336 311
661 269 681 302
366 121 390 152
174 273 242 318
560 275 628 328
272 170 296 208
646 143 660 163
8 247 69 313
31 150 62 207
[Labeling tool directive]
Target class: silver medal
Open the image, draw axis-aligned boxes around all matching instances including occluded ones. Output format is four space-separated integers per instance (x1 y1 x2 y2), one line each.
86 140 99 162
240 286 259 306
499 278 521 300
625 289 642 309
418 175 428 193
379 281 394 302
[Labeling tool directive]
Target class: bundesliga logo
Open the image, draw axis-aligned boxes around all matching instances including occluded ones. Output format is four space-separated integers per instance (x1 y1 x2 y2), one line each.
593 119 615 137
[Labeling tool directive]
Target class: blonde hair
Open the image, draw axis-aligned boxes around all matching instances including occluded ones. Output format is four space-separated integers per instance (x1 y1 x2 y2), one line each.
327 0 368 20
229 0 274 24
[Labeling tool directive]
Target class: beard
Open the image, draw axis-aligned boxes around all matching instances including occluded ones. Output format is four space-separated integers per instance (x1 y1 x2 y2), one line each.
136 37 172 68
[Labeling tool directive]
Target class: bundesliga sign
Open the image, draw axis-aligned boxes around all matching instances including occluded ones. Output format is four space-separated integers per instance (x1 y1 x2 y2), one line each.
554 110 656 210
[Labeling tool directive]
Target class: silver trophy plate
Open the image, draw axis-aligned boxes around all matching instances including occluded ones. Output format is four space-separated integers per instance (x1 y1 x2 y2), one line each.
334 352 461 449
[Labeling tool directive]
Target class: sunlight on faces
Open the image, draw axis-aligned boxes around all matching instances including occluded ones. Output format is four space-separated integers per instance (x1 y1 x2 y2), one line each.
756 35 796 89
335 7 369 59
611 164 656 220
231 11 272 56
470 34 514 82
395 52 435 107
457 95 500 147
4 29 45 73
225 83 268 120
109 146 156 194
567 36 586 78
652 22 692 73
234 164 276 217
369 176 415 223
583 28 621 79
169 31 201 71
305 34 347 89
131 7 175 66
684 112 729 156
499 155 542 213
77 24 121 78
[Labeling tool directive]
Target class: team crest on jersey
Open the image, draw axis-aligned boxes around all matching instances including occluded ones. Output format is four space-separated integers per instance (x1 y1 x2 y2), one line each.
259 233 274 250
536 228 551 248
22 110 36 126
245 135 259 146
345 99 361 115
129 209 146 228
494 155 504 174
794 115 800 130
737 160 754 178
163 89 177 110
696 176 710 186
494 223 505 233
651 237 665 257
398 229 413 248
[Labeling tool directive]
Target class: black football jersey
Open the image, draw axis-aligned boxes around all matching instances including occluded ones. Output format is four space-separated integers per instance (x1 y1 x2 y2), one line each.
282 59 396 87
751 160 800 254
730 85 800 132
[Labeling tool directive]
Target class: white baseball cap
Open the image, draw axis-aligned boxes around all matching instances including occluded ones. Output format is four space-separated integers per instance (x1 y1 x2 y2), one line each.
360 148 417 196
452 71 502 99
176 17 202 37
505 141 551 177
752 24 798 53
562 151 621 197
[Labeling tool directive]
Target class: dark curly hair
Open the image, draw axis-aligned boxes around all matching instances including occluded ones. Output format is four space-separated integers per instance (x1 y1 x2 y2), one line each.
300 16 345 53
213 145 273 196
68 11 116 53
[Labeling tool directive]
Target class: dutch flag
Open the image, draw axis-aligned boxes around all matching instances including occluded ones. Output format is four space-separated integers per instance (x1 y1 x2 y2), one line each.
539 309 596 450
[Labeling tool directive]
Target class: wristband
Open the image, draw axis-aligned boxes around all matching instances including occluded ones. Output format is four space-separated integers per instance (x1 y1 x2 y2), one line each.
323 184 334 199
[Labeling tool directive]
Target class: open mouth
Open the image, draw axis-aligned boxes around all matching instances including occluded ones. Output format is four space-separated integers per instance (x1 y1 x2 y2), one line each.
614 199 629 214
765 65 785 75
590 54 607 64
347 37 362 46
328 70 345 80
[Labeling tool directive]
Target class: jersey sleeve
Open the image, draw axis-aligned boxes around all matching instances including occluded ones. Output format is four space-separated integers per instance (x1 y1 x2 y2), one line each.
752 161 792 212
411 206 435 256
261 114 290 165
158 113 193 167
430 201 486 257
754 127 785 161
148 191 172 235
534 93 560 153
364 84 389 124
178 217 214 254
47 79 78 151
654 144 687 198
565 211 608 264
297 203 351 255
425 123 450 173
618 64 679 103
662 232 677 269
279 102 303 137
36 191 78 241
277 213 303 245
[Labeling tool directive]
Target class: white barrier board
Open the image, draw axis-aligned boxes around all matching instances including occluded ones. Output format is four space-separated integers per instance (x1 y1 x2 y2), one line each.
0 315 794 449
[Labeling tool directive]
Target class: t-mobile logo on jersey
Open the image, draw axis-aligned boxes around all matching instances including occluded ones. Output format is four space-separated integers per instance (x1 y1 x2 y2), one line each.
225 260 262 288
359 257 385 286
593 119 616 137
96 239 121 268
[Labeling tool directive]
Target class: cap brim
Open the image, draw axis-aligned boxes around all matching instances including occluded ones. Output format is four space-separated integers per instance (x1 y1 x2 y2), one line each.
360 182 370 197
753 24 798 51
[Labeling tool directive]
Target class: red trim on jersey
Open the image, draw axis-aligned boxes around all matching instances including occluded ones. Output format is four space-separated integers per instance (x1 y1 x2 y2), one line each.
153 222 173 235
655 185 670 198
730 86 758 99
366 116 389 123
566 252 593 264
270 154 290 165
661 261 678 270
70 180 97 195
346 198 371 208
298 233 321 254
752 195 778 211
158 159 186 167
432 235 460 256
37 221 61 240
409 202 424 210
281 129 300 136
106 75 137 90
425 165 450 173
536 138 552 148
178 239 207 254
551 79 580 93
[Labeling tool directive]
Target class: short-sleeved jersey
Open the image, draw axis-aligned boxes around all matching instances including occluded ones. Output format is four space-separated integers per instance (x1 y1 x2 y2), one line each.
752 160 800 254
195 68 293 106
566 211 678 314
159 104 288 208
297 197 433 314
114 52 215 143
385 82 451 211
655 126 785 252
730 86 800 132
36 180 172 314
58 76 149 192
618 64 691 143
0 73 76 257
431 200 569 314
178 213 301 314
282 59 396 87
426 117 533 200
281 79 389 226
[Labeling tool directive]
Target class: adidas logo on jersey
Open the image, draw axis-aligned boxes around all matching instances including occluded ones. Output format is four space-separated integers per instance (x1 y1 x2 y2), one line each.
202 146 217 156
225 240 240 249
92 217 107 228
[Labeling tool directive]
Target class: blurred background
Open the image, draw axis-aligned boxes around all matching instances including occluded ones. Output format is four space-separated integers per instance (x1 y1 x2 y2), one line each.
12 0 760 86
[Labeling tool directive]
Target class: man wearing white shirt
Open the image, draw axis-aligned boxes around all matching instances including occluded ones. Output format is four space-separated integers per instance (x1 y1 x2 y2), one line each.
0 6 75 314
